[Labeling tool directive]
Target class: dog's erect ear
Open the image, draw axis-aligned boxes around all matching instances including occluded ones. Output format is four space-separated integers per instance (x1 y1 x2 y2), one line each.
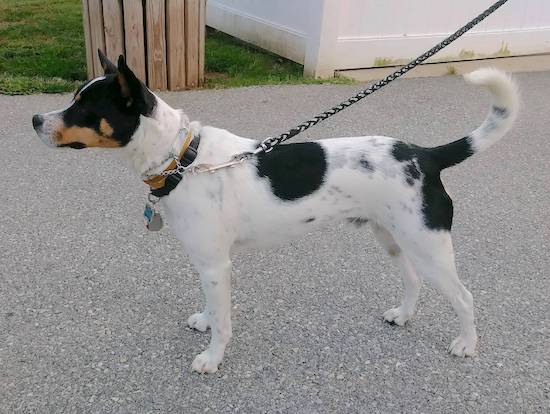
116 55 155 114
98 49 117 74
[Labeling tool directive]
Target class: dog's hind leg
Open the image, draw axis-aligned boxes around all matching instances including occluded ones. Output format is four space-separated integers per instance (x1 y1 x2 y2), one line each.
371 222 421 326
397 230 477 356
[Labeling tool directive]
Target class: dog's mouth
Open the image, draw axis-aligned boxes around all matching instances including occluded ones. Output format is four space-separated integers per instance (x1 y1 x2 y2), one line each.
59 142 87 150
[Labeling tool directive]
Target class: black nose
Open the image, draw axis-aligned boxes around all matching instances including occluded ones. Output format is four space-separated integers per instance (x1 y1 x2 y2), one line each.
32 114 44 129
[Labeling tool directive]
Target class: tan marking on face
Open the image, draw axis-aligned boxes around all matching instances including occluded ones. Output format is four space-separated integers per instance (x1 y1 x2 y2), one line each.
55 125 120 148
74 94 81 102
99 118 114 136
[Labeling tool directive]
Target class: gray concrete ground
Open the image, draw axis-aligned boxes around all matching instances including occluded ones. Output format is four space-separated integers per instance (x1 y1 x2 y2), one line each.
1 72 549 413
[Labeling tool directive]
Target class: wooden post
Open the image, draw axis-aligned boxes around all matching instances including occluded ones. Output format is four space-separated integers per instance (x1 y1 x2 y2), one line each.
146 0 168 90
88 0 106 77
199 0 206 85
81 0 94 79
167 0 187 90
82 0 204 89
123 0 147 82
102 0 125 63
185 0 200 88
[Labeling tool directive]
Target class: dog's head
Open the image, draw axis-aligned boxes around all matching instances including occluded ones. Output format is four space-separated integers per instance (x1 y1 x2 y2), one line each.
32 50 156 149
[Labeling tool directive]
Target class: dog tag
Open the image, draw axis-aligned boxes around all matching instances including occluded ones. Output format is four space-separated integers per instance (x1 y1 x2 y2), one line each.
144 203 163 231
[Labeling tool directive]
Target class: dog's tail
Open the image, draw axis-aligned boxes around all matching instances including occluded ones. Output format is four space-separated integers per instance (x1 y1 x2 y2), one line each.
429 68 519 170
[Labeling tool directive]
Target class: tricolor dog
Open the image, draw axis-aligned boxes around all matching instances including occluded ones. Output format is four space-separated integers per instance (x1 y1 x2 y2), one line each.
32 51 518 373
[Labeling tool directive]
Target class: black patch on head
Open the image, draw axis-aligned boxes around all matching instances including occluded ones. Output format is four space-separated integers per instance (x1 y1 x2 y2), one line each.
256 142 327 201
98 49 117 74
303 217 316 223
63 55 156 147
359 157 375 172
347 217 369 227
74 79 92 97
391 141 455 231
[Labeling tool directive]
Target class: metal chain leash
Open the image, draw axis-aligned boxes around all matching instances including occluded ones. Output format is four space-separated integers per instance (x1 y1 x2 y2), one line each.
251 0 509 156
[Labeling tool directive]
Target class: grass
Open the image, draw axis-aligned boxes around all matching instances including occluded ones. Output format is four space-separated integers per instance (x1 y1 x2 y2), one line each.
204 29 352 88
0 0 86 94
0 0 351 95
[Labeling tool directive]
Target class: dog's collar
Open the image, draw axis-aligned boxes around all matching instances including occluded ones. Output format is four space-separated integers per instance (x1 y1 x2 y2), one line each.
144 129 201 197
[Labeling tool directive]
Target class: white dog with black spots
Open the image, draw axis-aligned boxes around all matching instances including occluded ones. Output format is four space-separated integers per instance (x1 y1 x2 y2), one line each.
33 51 518 373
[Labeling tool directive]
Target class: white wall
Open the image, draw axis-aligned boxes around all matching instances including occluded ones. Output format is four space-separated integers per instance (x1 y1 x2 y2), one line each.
207 0 550 77
206 0 313 64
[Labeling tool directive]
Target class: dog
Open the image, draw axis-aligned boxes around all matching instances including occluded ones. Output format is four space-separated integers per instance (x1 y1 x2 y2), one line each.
32 50 518 373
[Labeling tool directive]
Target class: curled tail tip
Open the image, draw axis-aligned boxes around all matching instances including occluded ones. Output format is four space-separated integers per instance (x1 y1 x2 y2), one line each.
465 67 519 154
431 68 520 170
463 67 514 89
463 67 519 114
463 67 508 84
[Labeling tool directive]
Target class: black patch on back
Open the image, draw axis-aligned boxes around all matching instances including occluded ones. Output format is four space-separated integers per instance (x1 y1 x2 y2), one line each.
303 217 316 223
391 141 454 231
256 142 327 201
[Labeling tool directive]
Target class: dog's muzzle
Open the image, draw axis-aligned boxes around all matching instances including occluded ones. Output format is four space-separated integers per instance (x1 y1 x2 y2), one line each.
32 113 60 148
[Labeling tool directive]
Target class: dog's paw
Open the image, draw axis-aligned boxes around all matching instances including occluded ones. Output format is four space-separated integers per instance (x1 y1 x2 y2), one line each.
448 335 477 357
383 307 413 326
191 351 222 374
187 312 210 332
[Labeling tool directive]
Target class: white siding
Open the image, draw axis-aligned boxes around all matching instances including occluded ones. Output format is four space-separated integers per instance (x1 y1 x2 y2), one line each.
207 0 550 77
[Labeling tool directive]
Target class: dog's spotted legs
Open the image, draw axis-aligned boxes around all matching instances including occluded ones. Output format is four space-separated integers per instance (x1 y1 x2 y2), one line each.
189 258 233 374
371 223 422 326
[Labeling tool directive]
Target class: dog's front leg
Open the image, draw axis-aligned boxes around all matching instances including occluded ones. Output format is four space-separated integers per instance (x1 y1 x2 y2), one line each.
190 257 232 374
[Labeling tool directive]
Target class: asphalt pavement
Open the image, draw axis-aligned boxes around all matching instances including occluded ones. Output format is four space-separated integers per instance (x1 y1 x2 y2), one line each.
1 71 549 413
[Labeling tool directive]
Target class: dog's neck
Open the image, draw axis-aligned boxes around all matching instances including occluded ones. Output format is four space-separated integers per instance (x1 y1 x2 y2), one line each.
124 95 191 177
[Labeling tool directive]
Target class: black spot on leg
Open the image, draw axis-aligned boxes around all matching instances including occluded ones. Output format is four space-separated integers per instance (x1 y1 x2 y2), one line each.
303 217 316 223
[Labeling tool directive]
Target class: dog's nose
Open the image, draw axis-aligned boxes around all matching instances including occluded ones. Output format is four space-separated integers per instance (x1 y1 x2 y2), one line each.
32 114 44 129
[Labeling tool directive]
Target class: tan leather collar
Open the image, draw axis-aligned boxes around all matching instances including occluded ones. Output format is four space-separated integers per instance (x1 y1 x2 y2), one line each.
143 129 193 190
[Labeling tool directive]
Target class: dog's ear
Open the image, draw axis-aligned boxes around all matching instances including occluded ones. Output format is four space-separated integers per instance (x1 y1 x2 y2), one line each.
116 55 155 114
98 49 117 74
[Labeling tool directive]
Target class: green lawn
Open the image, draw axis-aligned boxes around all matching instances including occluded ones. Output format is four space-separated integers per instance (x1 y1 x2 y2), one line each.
0 0 351 95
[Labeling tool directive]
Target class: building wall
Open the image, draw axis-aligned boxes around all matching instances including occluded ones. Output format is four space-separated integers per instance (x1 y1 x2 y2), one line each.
206 0 550 77
206 0 312 64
